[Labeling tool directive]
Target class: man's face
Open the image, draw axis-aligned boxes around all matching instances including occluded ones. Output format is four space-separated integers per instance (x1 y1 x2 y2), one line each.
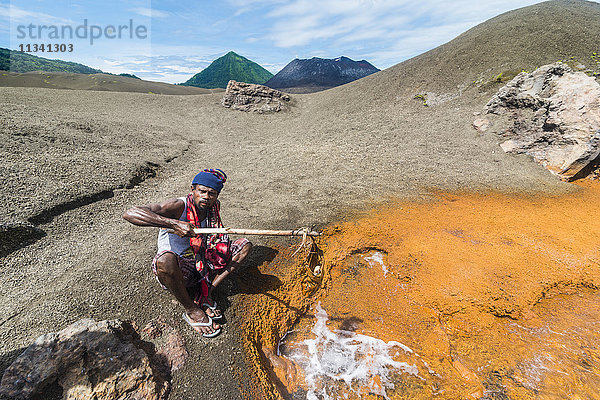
191 184 219 210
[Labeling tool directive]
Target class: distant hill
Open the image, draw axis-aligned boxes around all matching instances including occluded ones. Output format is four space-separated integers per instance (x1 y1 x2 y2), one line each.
0 48 103 74
264 56 380 93
181 51 273 89
0 70 221 95
118 73 141 80
0 48 147 83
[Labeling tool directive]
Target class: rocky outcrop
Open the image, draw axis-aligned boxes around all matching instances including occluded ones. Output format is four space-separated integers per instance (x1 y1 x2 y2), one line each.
486 63 600 180
221 80 291 113
141 317 188 373
472 117 490 132
0 319 178 400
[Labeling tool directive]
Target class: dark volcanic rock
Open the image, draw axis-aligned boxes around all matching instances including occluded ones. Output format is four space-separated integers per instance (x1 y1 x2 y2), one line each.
221 80 291 113
0 319 171 400
486 62 600 181
264 56 379 93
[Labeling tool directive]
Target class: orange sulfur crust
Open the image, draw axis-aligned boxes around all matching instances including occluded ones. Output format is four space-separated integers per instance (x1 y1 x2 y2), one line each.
238 180 600 399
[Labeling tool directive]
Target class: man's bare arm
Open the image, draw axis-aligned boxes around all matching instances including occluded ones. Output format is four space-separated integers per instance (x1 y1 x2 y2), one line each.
122 199 195 237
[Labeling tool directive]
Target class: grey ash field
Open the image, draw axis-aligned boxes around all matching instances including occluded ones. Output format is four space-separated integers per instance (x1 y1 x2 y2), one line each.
1 1 599 398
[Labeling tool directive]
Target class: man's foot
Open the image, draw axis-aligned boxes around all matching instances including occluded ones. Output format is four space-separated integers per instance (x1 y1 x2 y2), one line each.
197 295 222 320
183 308 221 337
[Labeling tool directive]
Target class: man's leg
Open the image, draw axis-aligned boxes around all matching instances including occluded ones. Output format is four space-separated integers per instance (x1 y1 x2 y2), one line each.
200 241 252 318
154 252 220 335
211 241 253 289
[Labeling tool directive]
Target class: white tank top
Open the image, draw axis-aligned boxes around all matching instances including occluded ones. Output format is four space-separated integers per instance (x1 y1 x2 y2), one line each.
156 197 193 257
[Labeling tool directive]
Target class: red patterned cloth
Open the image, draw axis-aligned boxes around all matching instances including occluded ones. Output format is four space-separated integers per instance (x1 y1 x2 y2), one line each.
186 193 240 298
151 238 250 293
186 193 232 272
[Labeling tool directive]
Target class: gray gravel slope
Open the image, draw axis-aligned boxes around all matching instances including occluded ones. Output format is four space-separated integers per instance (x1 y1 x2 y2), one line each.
1 1 597 399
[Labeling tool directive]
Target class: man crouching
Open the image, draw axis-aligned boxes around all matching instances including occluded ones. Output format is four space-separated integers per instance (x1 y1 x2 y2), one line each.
123 169 252 337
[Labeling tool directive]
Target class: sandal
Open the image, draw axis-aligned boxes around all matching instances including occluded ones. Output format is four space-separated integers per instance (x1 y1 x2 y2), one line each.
197 295 223 320
182 312 221 338
202 300 223 320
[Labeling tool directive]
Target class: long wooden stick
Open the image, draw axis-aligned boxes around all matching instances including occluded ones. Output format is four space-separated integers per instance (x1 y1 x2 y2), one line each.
165 227 322 237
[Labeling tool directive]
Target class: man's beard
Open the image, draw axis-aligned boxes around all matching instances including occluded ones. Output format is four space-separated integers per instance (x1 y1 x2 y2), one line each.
196 200 210 209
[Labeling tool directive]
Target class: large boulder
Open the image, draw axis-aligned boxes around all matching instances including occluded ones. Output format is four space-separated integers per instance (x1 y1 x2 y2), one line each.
485 63 600 181
0 319 174 400
221 80 291 113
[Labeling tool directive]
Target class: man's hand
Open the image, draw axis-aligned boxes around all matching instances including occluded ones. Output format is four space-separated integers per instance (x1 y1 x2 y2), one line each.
171 220 196 237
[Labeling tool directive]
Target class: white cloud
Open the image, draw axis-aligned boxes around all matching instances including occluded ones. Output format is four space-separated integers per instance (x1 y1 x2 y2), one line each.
258 0 563 68
227 0 286 6
261 62 287 74
0 4 74 25
364 21 478 69
264 0 413 48
226 0 287 16
266 0 508 47
148 44 223 59
99 53 215 83
160 65 200 74
130 7 169 18
269 14 346 47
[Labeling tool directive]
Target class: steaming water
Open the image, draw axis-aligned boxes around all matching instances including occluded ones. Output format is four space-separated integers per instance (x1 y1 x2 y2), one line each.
363 252 389 277
265 184 600 398
277 259 600 398
281 302 422 400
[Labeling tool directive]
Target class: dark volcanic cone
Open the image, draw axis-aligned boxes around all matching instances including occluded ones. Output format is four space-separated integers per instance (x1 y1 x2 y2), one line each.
264 56 379 93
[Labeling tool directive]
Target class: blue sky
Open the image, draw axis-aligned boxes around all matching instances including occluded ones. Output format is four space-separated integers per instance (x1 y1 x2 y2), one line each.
1 0 595 83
